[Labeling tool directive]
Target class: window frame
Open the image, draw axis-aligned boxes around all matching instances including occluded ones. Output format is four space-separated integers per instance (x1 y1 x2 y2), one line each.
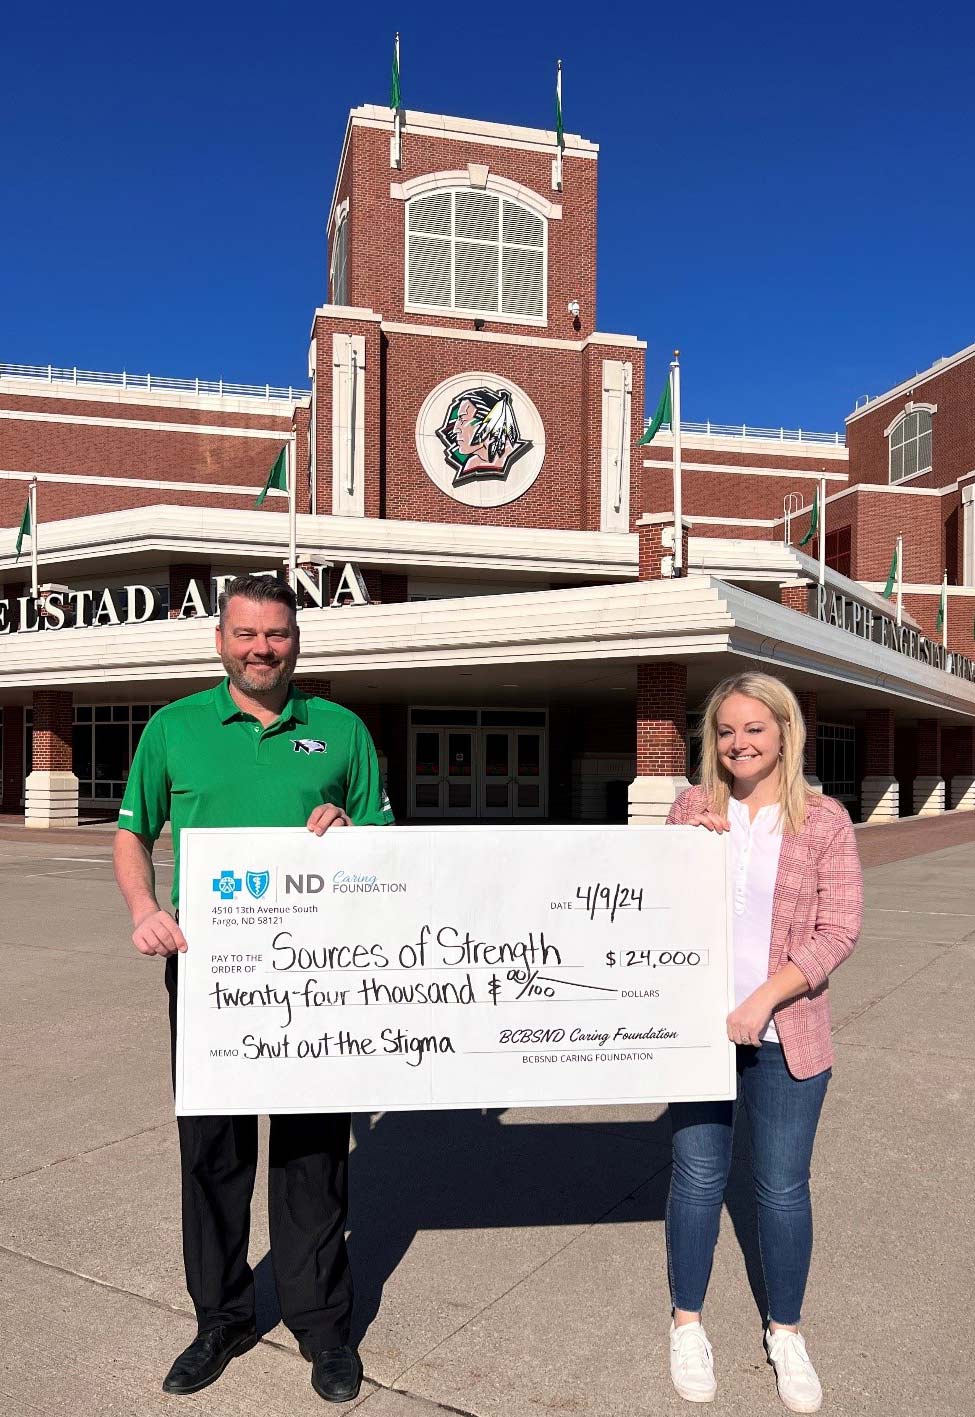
887 404 934 484
330 200 349 307
404 187 548 327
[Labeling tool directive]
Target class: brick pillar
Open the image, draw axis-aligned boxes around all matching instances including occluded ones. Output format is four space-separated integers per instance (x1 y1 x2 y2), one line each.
169 563 211 618
636 513 691 580
628 662 689 824
780 581 810 614
381 574 409 604
945 725 975 811
295 677 332 700
913 718 944 815
25 689 78 827
862 707 899 822
1 704 24 811
795 690 822 791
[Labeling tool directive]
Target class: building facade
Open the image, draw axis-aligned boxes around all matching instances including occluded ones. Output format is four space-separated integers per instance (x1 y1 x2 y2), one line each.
3 101 975 828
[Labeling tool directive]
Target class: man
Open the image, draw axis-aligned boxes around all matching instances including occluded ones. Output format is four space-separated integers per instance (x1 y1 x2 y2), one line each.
114 574 393 1404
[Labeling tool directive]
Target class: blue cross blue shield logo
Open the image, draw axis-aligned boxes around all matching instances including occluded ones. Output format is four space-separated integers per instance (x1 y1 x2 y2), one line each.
246 870 270 900
213 870 242 900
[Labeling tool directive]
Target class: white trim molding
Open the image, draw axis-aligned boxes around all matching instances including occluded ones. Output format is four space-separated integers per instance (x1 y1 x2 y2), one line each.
847 341 975 425
380 321 645 352
642 459 848 483
349 104 598 158
0 409 292 440
390 169 562 221
0 469 286 499
883 401 938 439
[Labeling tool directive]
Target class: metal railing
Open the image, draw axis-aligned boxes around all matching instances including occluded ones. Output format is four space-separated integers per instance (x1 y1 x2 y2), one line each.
0 362 308 402
648 419 845 446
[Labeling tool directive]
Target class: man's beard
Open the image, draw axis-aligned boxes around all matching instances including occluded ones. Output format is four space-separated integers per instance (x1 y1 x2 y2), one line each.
221 655 293 695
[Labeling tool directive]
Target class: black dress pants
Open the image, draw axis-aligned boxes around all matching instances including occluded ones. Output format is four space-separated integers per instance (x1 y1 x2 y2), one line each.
165 955 353 1348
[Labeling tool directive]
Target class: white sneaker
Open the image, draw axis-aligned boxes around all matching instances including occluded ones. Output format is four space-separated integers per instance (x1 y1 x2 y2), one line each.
765 1328 823 1413
669 1320 717 1403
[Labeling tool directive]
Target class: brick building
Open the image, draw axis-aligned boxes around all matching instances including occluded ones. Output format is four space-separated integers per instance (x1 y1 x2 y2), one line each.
3 100 975 827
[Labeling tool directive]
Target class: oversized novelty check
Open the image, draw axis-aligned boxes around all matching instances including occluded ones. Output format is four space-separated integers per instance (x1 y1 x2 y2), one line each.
176 825 735 1115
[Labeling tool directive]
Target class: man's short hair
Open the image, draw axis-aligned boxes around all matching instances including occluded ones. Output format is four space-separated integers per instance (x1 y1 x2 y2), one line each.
218 575 298 626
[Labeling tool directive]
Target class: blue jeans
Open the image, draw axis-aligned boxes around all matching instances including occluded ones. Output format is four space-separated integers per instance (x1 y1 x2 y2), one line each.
666 1042 830 1326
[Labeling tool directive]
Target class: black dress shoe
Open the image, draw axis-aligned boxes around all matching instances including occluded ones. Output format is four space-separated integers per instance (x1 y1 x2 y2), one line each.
301 1344 363 1403
161 1322 258 1394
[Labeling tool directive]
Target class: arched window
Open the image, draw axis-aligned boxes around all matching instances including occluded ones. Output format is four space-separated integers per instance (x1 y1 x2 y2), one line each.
889 407 933 482
406 189 546 322
330 207 349 306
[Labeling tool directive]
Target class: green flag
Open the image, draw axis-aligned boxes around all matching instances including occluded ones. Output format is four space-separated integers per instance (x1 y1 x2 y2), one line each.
882 544 899 598
937 575 947 632
390 34 402 109
555 61 564 148
797 488 818 548
639 373 672 445
14 494 31 559
255 445 288 508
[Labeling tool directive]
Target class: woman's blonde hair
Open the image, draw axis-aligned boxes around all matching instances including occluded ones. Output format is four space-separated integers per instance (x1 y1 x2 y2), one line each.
697 671 812 834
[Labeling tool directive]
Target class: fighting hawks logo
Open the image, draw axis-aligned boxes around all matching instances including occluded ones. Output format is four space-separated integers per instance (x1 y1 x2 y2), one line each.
293 738 328 754
436 386 532 488
245 870 270 900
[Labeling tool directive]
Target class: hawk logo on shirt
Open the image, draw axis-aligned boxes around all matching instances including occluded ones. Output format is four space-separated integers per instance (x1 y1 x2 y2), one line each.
293 738 328 755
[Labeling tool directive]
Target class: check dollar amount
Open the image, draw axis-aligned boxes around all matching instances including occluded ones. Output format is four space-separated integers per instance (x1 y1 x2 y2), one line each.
176 825 736 1115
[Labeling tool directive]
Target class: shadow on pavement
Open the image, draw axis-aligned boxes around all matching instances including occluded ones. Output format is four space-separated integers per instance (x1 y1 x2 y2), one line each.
251 1106 768 1343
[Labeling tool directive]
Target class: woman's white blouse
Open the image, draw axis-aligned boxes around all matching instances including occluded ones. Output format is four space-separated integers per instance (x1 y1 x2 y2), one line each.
728 796 783 1042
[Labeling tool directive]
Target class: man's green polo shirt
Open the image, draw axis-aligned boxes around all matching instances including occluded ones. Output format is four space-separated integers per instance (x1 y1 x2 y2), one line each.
118 679 394 906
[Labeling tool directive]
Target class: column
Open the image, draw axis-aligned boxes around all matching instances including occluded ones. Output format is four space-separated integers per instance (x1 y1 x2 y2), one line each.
944 725 975 811
795 690 823 792
25 690 78 828
779 581 810 614
861 708 899 822
628 663 689 824
636 513 691 581
913 718 944 815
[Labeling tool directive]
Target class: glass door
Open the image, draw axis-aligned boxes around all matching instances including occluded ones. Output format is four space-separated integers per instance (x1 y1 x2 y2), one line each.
481 730 513 817
410 727 477 817
410 728 443 816
443 729 476 817
513 729 545 818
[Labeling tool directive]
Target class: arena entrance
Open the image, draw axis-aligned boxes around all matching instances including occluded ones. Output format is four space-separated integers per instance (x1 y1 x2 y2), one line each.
408 707 546 819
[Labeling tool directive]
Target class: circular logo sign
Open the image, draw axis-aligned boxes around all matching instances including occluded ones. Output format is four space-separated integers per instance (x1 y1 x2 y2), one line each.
415 372 546 507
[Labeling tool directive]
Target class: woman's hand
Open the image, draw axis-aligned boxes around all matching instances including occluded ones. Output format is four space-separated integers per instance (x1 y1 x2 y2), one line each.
685 808 730 833
727 984 775 1047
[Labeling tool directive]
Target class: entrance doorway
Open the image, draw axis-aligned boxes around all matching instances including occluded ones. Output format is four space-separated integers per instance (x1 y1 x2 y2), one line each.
409 708 546 818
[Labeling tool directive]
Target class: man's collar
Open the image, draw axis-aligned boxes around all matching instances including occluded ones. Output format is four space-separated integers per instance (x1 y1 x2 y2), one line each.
214 677 308 726
215 678 243 723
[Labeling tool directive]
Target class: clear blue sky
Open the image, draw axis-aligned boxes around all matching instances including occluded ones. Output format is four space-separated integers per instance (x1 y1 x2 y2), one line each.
3 1 973 431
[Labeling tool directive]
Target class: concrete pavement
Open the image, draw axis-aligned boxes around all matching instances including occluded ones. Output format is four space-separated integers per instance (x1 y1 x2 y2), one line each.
1 829 972 1416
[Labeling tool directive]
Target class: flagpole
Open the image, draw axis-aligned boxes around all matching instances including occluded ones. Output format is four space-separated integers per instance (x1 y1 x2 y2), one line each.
287 437 297 589
818 476 827 586
554 60 563 191
671 351 683 575
896 533 903 627
942 569 948 650
393 32 402 168
29 477 38 601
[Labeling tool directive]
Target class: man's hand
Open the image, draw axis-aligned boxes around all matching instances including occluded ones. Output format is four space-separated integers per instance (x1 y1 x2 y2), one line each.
306 803 352 835
132 907 188 957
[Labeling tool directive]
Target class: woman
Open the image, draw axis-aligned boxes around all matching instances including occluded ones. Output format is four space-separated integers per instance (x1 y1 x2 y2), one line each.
665 671 862 1412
